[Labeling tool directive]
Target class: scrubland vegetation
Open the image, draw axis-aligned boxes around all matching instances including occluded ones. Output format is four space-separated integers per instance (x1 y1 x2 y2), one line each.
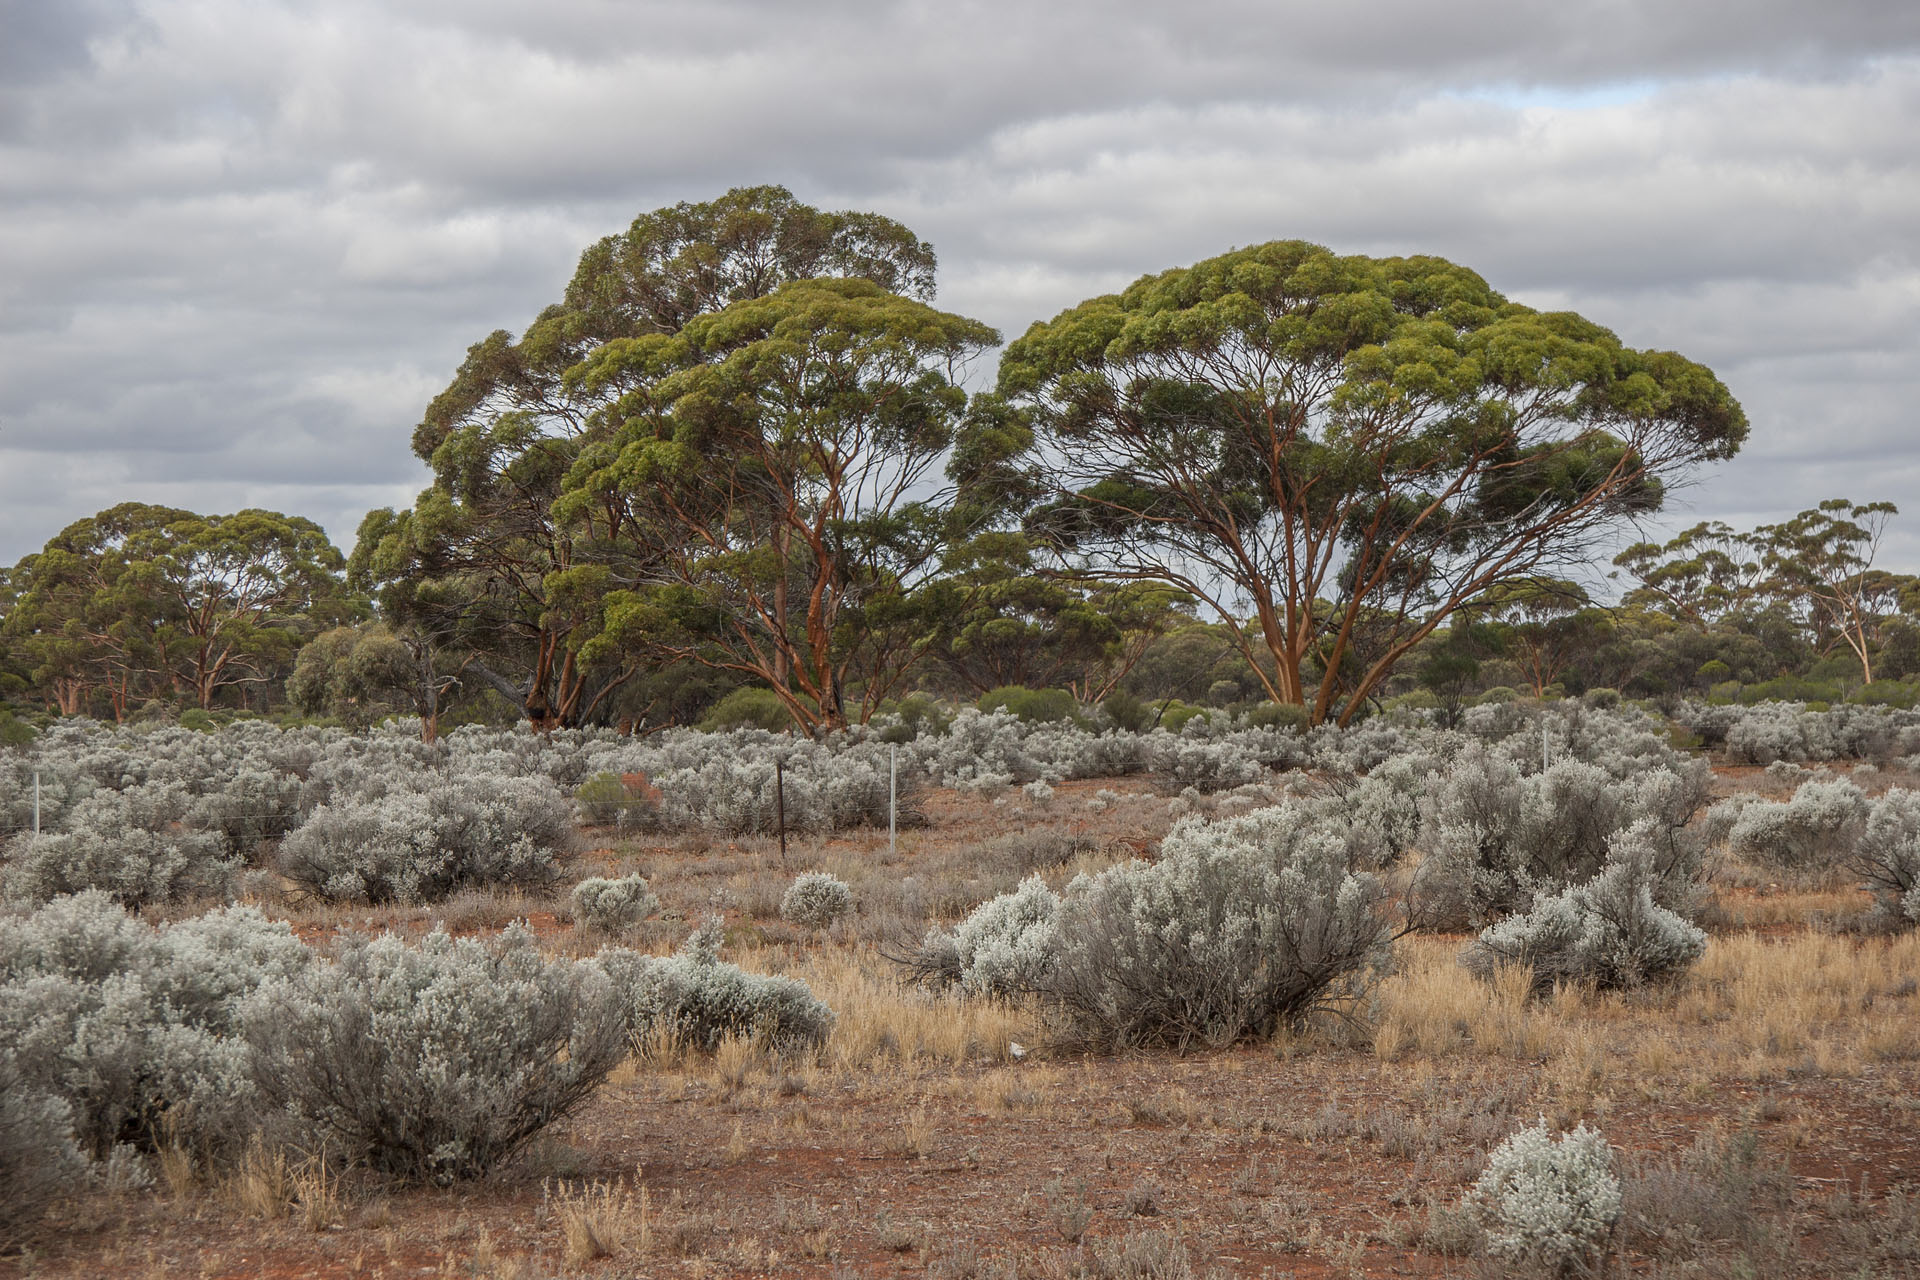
1 696 1918 1278
4 187 1919 1277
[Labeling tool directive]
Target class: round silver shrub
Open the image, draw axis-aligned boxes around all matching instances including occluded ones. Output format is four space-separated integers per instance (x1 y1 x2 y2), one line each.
780 871 853 931
1467 1120 1621 1272
0 893 304 1160
276 775 572 903
0 1062 88 1250
1038 804 1391 1050
949 874 1061 998
595 925 834 1054
244 924 626 1184
1723 778 1868 872
571 874 660 933
1462 821 1708 993
1855 787 1920 927
1416 745 1706 928
3 788 237 907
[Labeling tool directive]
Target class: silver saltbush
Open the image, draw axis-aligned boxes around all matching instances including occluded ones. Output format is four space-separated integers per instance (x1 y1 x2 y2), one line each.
1854 787 1920 927
1304 754 1434 870
779 871 853 931
1463 821 1708 993
1467 1120 1621 1272
245 924 625 1184
276 775 571 903
1039 804 1390 1049
949 874 1062 999
594 925 834 1053
1417 745 1707 927
0 893 305 1158
571 873 660 933
1720 778 1868 873
0 1061 87 1250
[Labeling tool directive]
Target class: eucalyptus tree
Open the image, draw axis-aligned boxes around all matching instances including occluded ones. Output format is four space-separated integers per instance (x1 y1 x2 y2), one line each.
916 531 1191 700
562 277 998 733
3 503 348 714
359 187 938 729
1612 521 1766 628
1470 577 1612 698
997 240 1746 725
1754 499 1900 684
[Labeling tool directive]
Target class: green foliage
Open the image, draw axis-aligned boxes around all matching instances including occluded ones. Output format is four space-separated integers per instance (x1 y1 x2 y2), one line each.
573 275 999 732
999 239 1745 725
1244 701 1310 732
698 687 796 733
360 187 941 732
0 707 37 745
977 685 1081 724
4 503 351 718
873 693 950 742
573 772 634 826
1098 689 1155 733
1159 702 1210 732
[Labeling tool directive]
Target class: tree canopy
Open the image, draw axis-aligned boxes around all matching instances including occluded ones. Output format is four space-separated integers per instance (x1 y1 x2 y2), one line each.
996 239 1747 724
562 276 999 733
357 186 942 730
3 503 349 717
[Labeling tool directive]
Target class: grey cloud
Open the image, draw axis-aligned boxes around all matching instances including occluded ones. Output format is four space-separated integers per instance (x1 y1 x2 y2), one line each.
2 0 1918 573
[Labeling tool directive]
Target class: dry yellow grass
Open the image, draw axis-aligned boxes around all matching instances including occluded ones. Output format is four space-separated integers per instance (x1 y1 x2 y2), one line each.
549 1178 643 1265
222 1140 292 1220
784 945 1035 1071
1372 942 1558 1061
1373 929 1920 1091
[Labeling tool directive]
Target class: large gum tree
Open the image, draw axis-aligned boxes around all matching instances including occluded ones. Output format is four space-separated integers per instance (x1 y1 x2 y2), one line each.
358 186 937 730
997 241 1747 725
561 277 998 734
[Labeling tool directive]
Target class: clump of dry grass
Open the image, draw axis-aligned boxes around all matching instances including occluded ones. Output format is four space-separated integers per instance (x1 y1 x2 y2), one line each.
1373 944 1558 1061
549 1178 645 1264
1676 930 1920 1074
781 945 1035 1071
971 1065 1055 1112
223 1140 292 1220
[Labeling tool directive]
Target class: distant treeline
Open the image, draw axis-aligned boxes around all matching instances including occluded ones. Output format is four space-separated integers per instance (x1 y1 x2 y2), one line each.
3 188 1909 739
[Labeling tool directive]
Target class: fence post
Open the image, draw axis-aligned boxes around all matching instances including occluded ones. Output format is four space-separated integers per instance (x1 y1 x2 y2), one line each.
775 759 787 865
33 770 40 836
889 745 897 858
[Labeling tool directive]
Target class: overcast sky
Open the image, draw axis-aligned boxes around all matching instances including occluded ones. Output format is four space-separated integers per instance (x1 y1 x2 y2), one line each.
3 0 1918 576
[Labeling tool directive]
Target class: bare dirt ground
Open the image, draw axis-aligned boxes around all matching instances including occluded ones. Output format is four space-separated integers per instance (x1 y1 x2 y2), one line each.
6 770 1919 1279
